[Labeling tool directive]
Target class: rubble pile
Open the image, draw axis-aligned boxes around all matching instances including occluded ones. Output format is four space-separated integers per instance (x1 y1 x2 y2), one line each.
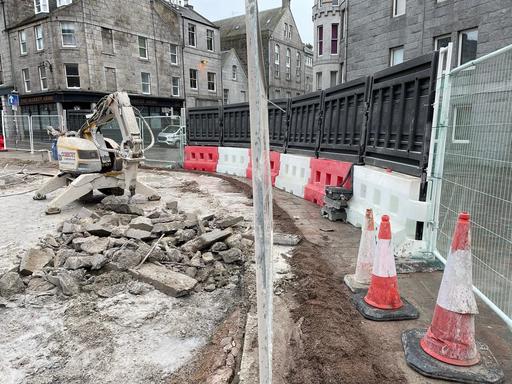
0 195 253 301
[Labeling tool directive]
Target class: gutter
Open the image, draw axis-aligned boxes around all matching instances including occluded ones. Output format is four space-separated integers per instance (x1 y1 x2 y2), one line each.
1 0 17 91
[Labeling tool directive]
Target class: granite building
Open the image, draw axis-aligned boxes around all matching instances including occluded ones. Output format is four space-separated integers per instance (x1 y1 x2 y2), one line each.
216 0 311 100
312 0 512 85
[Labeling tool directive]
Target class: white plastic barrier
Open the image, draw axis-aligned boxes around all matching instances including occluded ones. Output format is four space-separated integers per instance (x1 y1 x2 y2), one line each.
275 154 311 198
347 165 428 251
216 147 250 177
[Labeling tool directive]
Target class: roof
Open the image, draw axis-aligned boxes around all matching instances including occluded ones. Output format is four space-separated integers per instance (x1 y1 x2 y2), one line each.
215 7 285 40
158 0 216 27
7 12 50 31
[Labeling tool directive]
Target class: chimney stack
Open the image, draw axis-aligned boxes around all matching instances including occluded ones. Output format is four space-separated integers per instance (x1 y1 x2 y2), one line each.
282 0 290 8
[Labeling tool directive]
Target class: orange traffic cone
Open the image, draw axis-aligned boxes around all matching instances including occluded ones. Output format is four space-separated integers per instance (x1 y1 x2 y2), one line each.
402 212 504 383
352 215 418 321
364 215 403 309
420 212 479 366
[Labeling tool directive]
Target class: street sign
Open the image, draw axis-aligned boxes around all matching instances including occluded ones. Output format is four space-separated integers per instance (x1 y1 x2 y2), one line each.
8 93 19 111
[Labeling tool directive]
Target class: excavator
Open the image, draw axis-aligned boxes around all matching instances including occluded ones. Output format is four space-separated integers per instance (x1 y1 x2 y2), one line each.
33 91 161 214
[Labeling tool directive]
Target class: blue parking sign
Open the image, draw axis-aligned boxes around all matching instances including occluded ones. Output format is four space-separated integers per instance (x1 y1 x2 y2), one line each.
8 93 19 107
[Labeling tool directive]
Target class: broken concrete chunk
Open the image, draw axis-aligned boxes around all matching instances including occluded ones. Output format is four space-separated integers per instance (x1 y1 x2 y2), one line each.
151 215 176 224
217 216 244 229
125 228 153 241
225 234 243 249
61 222 84 234
204 284 216 292
146 210 162 219
103 203 144 216
185 267 197 278
111 226 128 238
64 254 107 271
54 249 79 268
27 277 56 293
189 252 203 268
0 272 26 297
273 233 302 246
181 228 233 253
153 222 179 235
84 223 112 237
211 242 228 253
178 229 197 243
42 235 60 248
101 195 130 205
20 248 55 276
129 216 154 232
45 270 80 296
80 237 110 255
75 207 100 220
219 248 243 264
202 252 215 264
131 264 197 297
165 201 178 212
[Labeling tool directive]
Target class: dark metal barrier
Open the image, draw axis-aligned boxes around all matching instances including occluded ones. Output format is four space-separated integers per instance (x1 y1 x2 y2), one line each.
186 52 438 176
365 52 438 176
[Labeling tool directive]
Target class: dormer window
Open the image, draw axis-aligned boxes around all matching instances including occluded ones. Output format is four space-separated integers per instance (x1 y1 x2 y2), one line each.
34 0 49 14
57 0 73 7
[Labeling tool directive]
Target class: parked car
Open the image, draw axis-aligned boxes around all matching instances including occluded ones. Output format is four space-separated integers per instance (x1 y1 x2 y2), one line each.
157 124 184 147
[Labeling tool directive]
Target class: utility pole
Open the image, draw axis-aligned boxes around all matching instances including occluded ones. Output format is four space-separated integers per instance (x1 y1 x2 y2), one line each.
244 1 274 383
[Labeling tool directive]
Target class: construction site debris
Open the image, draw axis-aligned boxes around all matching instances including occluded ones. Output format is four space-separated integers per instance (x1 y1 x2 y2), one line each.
273 233 302 246
0 272 26 297
19 247 54 276
131 263 198 297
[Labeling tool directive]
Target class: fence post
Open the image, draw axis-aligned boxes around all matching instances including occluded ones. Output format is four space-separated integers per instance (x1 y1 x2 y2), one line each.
29 115 34 154
314 91 326 158
218 104 224 147
283 98 292 153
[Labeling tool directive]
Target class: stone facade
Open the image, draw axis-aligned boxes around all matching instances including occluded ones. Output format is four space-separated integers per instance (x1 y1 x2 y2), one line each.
221 49 248 105
312 0 512 85
216 1 311 100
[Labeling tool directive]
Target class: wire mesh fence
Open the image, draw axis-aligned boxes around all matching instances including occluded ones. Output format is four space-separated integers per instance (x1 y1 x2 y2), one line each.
429 44 512 325
1 113 32 151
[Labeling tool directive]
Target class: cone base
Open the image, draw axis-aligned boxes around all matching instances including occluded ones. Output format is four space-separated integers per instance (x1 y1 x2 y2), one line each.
351 292 419 322
402 329 505 384
343 274 370 294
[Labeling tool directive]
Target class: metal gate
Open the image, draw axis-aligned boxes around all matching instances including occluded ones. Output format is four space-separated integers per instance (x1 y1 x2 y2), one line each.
427 44 512 328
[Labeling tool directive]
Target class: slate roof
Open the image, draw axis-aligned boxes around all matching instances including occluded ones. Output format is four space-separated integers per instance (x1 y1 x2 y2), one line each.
215 7 284 40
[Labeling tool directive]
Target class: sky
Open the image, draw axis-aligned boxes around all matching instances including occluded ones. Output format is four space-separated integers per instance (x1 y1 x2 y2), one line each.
190 0 314 44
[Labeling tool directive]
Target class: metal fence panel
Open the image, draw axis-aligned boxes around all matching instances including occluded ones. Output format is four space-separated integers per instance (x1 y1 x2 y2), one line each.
430 45 512 326
287 91 323 156
222 102 250 147
31 115 63 151
187 106 222 145
366 53 438 176
268 99 289 151
2 113 32 151
140 115 185 166
319 76 371 163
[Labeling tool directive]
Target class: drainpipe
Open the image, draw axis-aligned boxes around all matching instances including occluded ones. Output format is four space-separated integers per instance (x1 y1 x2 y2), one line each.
150 0 161 97
181 15 187 108
1 0 17 92
343 0 349 82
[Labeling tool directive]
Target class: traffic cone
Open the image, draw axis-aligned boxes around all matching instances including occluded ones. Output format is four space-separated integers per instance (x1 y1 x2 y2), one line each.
364 215 403 309
351 215 418 321
420 212 479 366
402 212 504 383
344 209 376 292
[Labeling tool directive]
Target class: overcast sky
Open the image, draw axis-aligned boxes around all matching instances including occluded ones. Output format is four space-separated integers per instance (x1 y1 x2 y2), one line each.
191 0 314 44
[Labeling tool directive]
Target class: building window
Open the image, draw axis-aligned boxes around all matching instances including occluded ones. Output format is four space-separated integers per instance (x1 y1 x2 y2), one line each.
19 30 27 54
170 44 178 65
38 65 48 90
289 25 293 39
141 72 151 94
331 23 338 55
392 0 406 17
316 72 322 90
284 23 288 38
241 90 246 102
207 72 216 92
101 28 114 54
232 65 237 81
172 77 180 96
296 52 301 79
138 36 148 59
275 89 281 98
61 22 77 47
286 48 291 80
306 76 311 92
34 0 48 14
189 69 198 89
274 44 280 78
458 28 478 65
22 68 31 92
223 89 229 104
390 46 404 66
317 25 323 56
332 0 339 5
105 67 117 91
206 29 214 51
434 34 452 50
286 91 292 99
65 64 80 88
306 55 313 67
188 24 196 47
35 25 44 51
57 0 72 6
0 57 3 85
340 62 345 83
330 71 338 87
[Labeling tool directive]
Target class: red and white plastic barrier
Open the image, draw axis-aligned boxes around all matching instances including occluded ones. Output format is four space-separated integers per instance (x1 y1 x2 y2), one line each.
246 150 281 186
304 158 352 206
0 134 5 151
217 147 250 177
274 153 311 198
183 146 219 172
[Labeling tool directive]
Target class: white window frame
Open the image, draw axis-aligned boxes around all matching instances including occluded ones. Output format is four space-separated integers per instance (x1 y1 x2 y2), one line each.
317 25 324 56
284 23 288 39
34 0 49 14
57 0 72 6
223 88 229 104
274 44 280 78
458 28 478 66
206 29 214 52
288 25 292 39
189 69 198 90
207 72 216 92
392 0 406 17
38 65 48 90
22 68 31 92
188 24 196 47
316 72 322 91
285 48 291 81
296 52 301 79
141 72 151 94
389 46 404 66
19 30 28 55
170 44 178 65
434 33 452 51
232 65 237 81
61 22 77 47
35 25 44 51
331 23 339 55
138 36 148 59
171 76 180 97
65 64 81 89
